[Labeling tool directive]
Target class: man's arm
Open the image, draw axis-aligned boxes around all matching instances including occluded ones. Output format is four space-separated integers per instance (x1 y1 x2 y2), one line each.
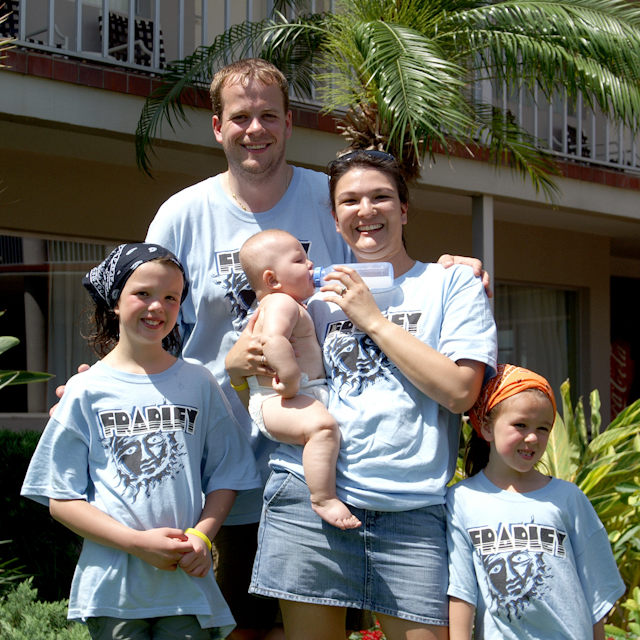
438 254 492 298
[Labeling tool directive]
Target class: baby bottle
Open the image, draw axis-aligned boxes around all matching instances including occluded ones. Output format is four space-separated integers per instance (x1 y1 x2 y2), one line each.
313 262 394 292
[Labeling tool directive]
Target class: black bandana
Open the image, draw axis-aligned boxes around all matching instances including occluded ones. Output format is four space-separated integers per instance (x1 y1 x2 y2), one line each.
82 243 189 309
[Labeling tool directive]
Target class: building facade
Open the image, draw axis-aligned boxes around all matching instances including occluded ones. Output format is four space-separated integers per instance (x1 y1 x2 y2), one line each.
1 0 639 429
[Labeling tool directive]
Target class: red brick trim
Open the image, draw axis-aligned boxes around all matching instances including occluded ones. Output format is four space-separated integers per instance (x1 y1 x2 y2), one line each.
4 49 164 100
2 48 638 191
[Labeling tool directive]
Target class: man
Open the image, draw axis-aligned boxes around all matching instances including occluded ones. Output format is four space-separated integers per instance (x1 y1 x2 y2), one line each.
145 59 488 640
146 59 350 640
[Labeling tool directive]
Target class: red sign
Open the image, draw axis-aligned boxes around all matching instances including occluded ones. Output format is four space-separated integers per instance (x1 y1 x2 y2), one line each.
611 338 634 421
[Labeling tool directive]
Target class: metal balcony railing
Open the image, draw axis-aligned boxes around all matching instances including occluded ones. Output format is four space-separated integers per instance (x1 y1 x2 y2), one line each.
483 78 640 172
2 0 638 174
0 236 113 266
0 0 332 71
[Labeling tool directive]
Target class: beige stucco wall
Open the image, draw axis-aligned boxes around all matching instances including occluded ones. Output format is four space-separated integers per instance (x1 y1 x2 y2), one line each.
0 71 624 421
405 206 611 418
0 119 224 243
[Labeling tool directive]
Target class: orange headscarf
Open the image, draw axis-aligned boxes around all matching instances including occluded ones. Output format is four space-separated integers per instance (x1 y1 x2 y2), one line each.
468 364 557 437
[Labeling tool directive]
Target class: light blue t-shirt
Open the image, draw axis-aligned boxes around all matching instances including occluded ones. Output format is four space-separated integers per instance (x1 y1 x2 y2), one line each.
446 471 625 640
21 359 261 631
146 168 350 524
271 262 497 511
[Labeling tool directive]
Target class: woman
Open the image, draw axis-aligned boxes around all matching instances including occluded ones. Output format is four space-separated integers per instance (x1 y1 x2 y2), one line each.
242 150 497 640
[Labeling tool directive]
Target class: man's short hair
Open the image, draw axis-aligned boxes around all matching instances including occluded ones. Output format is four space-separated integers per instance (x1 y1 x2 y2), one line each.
210 59 290 118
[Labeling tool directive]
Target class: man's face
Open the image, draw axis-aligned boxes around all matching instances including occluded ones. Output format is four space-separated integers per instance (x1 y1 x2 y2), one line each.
212 79 292 182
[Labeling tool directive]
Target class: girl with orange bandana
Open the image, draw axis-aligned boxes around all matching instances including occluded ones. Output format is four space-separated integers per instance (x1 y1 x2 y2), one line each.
446 364 624 640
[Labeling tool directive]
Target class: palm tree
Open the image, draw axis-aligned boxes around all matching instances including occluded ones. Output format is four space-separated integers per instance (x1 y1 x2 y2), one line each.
135 0 640 199
0 4 15 65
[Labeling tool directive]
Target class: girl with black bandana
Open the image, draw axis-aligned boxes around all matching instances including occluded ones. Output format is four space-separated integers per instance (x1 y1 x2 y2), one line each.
21 243 261 640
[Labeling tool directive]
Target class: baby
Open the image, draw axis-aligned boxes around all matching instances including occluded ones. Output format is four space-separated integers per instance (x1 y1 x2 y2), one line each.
233 229 360 530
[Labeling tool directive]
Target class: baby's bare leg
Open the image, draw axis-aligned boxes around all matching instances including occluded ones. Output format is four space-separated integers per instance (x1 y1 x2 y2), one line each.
261 394 361 530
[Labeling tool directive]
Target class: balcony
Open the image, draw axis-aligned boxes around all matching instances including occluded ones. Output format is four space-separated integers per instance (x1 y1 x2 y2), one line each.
0 0 334 71
487 80 640 172
2 0 638 175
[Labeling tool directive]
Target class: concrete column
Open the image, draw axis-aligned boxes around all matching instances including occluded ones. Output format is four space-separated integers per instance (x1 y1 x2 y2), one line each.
472 194 495 313
22 238 48 413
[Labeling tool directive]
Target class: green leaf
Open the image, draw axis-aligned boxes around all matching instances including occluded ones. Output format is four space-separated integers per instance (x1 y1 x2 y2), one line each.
615 523 640 547
590 389 602 439
0 370 53 390
616 482 640 495
609 397 640 429
0 336 19 356
540 411 578 481
587 423 640 455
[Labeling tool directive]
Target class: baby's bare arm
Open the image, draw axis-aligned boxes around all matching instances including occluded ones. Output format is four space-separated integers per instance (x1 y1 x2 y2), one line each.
260 294 304 398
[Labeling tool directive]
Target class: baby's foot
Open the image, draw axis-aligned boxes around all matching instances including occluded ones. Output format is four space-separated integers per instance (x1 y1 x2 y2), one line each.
312 498 362 530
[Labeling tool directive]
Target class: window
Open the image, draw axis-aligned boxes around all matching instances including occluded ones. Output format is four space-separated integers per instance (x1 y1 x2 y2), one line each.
495 282 580 404
0 235 115 413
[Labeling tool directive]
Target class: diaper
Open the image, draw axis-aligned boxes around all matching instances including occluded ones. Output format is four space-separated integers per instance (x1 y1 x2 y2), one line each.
248 374 329 441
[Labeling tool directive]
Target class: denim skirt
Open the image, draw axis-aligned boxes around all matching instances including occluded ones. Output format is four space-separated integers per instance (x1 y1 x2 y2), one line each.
249 471 448 626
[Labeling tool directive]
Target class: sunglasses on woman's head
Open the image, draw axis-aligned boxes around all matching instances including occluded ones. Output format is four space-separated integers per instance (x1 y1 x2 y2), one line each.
328 149 397 170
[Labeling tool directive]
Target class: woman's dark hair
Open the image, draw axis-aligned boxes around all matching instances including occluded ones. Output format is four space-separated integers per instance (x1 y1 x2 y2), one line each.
327 149 410 211
86 256 182 358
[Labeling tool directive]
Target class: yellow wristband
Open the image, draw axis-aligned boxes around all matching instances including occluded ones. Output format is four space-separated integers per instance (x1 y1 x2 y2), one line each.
230 378 249 392
184 527 212 552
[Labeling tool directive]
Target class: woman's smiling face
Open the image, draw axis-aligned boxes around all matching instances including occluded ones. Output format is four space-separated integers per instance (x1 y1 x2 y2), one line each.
332 167 409 264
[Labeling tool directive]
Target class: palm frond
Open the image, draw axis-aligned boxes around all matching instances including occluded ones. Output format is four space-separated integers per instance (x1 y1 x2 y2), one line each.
260 12 331 101
445 0 640 129
263 12 561 189
355 21 471 159
0 7 15 64
461 102 562 201
312 18 474 178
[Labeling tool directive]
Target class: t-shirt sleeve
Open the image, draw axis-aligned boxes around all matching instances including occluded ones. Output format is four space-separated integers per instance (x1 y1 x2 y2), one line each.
200 375 261 495
446 486 480 606
572 492 626 623
145 200 194 346
20 412 91 508
145 200 179 251
438 266 497 378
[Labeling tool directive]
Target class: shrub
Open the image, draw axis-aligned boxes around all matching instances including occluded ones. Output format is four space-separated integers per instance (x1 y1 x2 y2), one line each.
0 430 81 602
0 579 89 639
0 540 29 596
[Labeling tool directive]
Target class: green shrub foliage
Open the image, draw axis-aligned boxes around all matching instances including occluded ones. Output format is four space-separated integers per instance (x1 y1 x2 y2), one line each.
1 430 81 601
0 579 89 639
